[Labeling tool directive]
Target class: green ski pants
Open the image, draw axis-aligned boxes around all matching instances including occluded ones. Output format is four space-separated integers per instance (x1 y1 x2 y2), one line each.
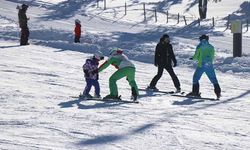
109 67 139 96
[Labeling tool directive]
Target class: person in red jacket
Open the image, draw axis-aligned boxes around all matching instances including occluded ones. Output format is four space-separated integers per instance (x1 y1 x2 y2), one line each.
74 19 81 43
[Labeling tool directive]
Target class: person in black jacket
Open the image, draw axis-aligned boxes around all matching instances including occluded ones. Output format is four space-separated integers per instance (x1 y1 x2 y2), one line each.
18 4 29 45
148 34 181 92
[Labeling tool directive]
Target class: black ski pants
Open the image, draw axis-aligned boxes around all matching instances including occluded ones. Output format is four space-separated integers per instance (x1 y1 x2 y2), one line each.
150 66 180 89
74 36 80 43
20 27 29 45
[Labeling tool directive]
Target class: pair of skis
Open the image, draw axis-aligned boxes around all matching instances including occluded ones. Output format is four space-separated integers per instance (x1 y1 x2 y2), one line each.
139 88 219 101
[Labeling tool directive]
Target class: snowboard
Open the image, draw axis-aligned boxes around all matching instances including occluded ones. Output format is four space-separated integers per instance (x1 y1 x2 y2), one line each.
71 95 139 103
171 94 219 101
139 88 184 95
101 98 139 103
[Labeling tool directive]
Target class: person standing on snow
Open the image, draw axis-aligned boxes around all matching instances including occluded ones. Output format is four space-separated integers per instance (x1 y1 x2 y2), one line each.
81 51 104 99
147 34 181 92
74 19 81 43
98 48 139 101
17 4 29 46
187 34 221 99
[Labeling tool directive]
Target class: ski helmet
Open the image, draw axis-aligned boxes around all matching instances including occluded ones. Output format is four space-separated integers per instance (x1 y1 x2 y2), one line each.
162 34 169 39
199 34 208 41
109 47 118 55
94 51 104 60
109 47 123 56
75 19 81 24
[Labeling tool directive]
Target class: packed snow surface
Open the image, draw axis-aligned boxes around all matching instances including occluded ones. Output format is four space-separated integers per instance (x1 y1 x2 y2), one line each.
0 0 250 149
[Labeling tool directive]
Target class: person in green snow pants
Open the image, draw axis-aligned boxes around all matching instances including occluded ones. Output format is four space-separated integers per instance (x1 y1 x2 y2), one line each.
98 48 139 100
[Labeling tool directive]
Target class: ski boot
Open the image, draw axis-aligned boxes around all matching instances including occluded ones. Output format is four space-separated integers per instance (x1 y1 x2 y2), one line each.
186 92 201 98
79 93 93 100
214 84 221 100
131 87 138 101
103 94 121 100
175 87 181 93
146 86 159 92
93 94 101 99
186 84 200 97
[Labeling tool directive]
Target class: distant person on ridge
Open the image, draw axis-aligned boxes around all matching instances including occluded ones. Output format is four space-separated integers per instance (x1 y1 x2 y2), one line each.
17 4 29 46
74 19 81 43
147 34 181 93
98 48 139 101
187 34 221 99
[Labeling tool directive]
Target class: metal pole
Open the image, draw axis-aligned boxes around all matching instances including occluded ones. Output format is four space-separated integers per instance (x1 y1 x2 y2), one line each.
233 33 242 57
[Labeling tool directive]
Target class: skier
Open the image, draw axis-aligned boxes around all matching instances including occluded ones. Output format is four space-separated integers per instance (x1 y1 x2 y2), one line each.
17 4 29 45
187 34 221 99
80 51 104 99
98 48 139 101
147 34 181 93
74 19 81 43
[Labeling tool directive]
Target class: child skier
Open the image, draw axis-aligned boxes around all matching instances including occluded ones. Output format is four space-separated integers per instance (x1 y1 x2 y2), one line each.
81 51 104 99
187 34 221 99
74 19 81 43
98 48 139 101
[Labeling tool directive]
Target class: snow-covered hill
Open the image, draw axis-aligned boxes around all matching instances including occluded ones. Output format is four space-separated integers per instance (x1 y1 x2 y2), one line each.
0 0 250 149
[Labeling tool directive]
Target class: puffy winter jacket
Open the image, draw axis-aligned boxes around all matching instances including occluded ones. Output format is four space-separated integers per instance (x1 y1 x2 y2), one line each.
18 9 28 28
193 40 215 67
83 58 99 80
99 52 135 72
74 23 81 37
154 42 177 67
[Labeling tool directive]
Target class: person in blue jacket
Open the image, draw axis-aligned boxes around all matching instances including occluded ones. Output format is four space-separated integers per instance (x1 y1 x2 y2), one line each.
187 34 221 99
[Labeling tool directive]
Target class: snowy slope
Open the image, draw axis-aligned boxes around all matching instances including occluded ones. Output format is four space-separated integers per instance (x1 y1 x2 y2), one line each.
0 0 250 150
1 40 250 150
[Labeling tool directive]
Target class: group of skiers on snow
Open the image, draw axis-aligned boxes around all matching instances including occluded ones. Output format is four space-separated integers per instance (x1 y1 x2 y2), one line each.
81 34 221 101
16 4 221 101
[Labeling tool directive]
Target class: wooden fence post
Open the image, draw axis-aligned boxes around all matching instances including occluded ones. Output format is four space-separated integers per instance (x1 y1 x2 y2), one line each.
155 9 157 22
166 11 168 23
247 19 249 32
143 3 146 21
177 13 180 24
212 17 215 27
183 16 187 25
104 0 106 10
226 14 230 30
125 2 127 15
97 0 99 8
198 18 200 26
